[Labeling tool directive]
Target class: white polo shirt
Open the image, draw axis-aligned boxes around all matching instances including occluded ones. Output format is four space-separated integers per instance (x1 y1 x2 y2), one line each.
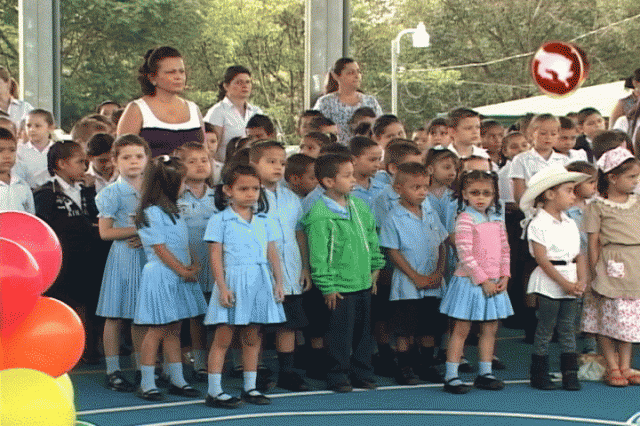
509 148 570 183
15 140 55 189
447 143 488 159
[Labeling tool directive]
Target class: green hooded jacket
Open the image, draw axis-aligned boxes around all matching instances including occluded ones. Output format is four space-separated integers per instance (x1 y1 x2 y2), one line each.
301 195 385 295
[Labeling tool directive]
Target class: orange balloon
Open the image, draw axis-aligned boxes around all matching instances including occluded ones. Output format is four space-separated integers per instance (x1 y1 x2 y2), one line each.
0 297 85 377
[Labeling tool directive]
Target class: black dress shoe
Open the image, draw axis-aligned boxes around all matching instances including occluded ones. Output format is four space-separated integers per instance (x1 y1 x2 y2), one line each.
168 384 201 397
106 371 136 392
351 377 378 390
135 387 164 401
328 381 353 393
443 378 471 394
395 366 420 386
241 389 271 405
277 371 310 392
204 393 242 409
474 374 505 390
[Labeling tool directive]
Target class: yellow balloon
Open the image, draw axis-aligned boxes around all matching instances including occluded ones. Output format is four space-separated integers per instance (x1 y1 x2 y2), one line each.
0 368 76 426
55 373 75 405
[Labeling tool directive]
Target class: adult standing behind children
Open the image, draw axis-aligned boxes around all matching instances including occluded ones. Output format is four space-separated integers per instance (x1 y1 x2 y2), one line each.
117 46 204 157
313 58 383 145
204 66 263 162
0 66 33 126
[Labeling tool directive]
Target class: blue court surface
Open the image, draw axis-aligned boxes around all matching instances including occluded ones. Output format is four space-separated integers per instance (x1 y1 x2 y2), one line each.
73 330 640 426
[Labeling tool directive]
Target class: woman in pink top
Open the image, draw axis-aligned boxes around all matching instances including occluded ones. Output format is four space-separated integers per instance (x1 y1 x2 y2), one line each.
439 170 513 394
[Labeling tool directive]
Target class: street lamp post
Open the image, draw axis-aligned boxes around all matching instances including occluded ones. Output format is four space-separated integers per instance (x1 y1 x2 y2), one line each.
391 22 430 115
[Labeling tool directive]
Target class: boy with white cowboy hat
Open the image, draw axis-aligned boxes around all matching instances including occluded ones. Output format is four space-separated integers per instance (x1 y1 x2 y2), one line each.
520 165 590 391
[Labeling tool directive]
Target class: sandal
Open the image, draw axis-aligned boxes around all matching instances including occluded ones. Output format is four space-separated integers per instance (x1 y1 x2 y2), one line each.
605 369 629 387
622 369 640 385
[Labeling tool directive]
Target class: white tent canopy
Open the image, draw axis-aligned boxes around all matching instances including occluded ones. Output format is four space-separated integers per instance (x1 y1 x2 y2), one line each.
475 80 630 118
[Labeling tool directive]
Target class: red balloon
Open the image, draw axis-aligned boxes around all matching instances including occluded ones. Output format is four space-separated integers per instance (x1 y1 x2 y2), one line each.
0 237 43 338
0 211 62 292
0 297 85 377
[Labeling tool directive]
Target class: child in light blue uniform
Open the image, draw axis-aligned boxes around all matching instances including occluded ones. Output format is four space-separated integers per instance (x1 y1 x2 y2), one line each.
249 140 311 391
95 135 149 393
379 163 448 385
177 142 219 380
204 163 285 409
350 136 386 211
134 157 206 401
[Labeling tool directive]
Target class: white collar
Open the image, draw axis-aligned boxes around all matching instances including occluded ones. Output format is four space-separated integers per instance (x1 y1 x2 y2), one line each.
54 175 82 193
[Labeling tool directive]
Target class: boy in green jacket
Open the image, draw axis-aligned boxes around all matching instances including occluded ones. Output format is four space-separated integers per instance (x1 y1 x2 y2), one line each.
301 153 385 392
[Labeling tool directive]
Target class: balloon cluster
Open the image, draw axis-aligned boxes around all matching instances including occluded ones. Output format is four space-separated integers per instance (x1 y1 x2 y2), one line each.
0 211 85 426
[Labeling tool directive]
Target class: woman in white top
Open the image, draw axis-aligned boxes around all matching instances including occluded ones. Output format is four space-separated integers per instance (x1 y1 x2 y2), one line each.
117 46 204 158
313 58 383 145
204 66 263 162
0 66 33 126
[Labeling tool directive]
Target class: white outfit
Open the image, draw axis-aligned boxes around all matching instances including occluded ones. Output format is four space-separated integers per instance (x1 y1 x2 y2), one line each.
0 173 34 213
15 140 55 189
203 97 262 162
526 210 580 299
447 143 487 159
564 149 588 162
2 97 33 126
497 160 514 203
509 149 570 183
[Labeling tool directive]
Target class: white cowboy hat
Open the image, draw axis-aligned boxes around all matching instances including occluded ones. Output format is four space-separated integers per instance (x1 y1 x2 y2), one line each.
519 165 590 213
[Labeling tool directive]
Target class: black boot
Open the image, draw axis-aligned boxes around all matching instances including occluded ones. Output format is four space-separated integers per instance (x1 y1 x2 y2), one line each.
560 353 581 391
530 354 559 390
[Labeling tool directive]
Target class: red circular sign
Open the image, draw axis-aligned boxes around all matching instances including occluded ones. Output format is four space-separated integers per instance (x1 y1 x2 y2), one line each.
531 41 589 97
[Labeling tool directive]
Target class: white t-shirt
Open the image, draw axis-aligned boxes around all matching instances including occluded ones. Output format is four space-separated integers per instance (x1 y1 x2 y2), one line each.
526 209 580 299
509 149 570 183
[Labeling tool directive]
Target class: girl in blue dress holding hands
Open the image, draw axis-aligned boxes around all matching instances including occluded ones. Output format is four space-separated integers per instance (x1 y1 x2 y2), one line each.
204 163 285 409
96 135 150 392
134 156 207 401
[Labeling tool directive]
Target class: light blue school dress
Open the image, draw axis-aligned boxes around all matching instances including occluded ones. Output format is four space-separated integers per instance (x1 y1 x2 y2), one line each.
203 207 286 325
351 177 387 211
134 206 207 325
439 206 513 321
265 183 304 296
379 201 448 300
95 177 146 319
178 187 218 294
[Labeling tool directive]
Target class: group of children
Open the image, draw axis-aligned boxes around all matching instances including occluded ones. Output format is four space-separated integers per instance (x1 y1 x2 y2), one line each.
2 100 639 409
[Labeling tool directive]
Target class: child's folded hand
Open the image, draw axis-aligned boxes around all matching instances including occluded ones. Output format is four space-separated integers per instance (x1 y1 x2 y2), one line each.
414 273 442 289
219 288 235 307
324 292 343 310
126 235 142 248
274 285 285 303
496 277 509 292
481 280 497 296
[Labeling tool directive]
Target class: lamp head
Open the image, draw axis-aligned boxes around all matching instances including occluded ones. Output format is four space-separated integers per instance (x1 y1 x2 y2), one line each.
412 22 430 48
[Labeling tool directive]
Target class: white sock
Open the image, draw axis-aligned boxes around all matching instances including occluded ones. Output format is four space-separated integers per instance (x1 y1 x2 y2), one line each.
105 356 120 375
167 362 188 388
140 365 156 392
244 371 257 392
208 373 231 400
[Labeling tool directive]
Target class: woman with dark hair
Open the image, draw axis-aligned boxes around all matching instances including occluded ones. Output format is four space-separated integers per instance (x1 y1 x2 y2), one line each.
117 46 204 157
610 69 640 129
0 66 33 126
313 58 383 145
203 66 263 162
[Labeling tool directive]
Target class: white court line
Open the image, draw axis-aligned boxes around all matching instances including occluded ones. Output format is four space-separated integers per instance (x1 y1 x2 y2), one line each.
626 411 640 424
135 409 631 426
77 379 533 416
